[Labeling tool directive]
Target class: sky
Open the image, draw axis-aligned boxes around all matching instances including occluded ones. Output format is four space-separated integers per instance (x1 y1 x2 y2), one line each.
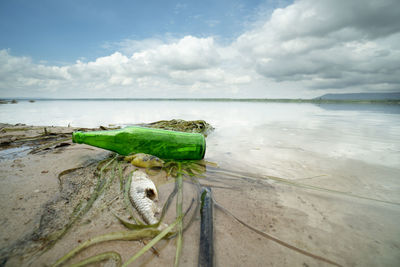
0 0 400 99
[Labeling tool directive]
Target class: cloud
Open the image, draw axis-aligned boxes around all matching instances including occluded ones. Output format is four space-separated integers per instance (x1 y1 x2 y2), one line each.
132 36 220 71
270 0 400 40
0 50 70 92
1 0 400 98
234 0 400 91
0 36 252 97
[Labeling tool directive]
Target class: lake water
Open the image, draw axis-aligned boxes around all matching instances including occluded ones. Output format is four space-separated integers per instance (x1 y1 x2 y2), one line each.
1 100 400 265
1 100 399 169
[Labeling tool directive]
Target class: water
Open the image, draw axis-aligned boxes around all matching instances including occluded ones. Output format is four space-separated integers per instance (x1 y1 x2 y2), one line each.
0 146 31 160
1 99 400 201
1 100 399 169
1 100 400 265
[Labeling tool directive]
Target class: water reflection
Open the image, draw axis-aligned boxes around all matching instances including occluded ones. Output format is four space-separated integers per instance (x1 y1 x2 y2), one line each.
1 100 399 169
315 102 400 114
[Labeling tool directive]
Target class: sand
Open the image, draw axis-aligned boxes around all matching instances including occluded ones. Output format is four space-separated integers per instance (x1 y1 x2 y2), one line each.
0 123 399 267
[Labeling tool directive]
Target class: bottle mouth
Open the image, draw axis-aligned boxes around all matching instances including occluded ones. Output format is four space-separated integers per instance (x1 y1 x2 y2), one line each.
72 132 83 143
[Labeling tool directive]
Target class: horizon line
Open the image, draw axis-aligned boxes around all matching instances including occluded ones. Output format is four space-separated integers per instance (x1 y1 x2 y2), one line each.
2 97 400 103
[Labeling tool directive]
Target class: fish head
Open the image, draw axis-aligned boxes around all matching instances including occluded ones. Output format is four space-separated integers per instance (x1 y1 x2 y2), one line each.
132 170 159 201
150 156 164 168
145 187 158 201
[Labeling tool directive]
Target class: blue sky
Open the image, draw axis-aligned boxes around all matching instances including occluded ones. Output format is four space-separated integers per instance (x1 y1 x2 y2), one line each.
0 0 283 64
1 0 400 98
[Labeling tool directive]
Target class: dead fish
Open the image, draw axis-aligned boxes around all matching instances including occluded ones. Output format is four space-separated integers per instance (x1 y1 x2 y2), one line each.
125 153 164 168
129 170 160 225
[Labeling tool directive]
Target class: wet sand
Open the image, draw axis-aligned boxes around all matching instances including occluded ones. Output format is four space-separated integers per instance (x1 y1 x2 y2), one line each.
0 123 399 266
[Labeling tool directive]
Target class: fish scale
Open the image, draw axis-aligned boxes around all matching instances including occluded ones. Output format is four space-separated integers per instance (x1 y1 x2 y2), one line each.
129 171 159 225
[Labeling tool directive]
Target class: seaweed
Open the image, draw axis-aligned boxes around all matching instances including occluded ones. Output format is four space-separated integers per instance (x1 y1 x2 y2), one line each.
212 197 343 267
121 218 181 267
174 163 183 267
118 163 124 191
57 166 86 188
52 228 163 267
52 158 202 267
44 155 117 251
210 168 400 206
163 159 208 179
144 119 214 136
67 251 121 267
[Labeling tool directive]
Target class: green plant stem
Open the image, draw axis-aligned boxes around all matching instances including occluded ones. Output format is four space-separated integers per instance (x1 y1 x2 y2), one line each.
75 155 116 221
68 251 122 267
118 162 124 191
114 214 157 230
99 160 118 195
122 217 181 267
174 163 183 267
52 228 161 267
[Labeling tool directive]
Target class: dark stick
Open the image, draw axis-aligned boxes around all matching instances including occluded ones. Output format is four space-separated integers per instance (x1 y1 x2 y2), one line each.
198 187 214 267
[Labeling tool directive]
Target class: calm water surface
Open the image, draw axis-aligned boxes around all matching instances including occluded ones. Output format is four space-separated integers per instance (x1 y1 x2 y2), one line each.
1 100 399 169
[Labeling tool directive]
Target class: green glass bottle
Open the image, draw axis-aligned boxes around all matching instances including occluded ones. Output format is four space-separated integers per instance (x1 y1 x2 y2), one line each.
72 126 206 160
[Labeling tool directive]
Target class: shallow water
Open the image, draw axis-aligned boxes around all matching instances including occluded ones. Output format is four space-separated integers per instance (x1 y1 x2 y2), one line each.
0 146 31 160
1 100 399 169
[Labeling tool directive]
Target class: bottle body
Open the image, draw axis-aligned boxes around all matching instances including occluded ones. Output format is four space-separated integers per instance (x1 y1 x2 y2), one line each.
72 126 206 160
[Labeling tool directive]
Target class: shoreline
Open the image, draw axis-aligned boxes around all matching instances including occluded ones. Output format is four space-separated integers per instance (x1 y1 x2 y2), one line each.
1 98 400 105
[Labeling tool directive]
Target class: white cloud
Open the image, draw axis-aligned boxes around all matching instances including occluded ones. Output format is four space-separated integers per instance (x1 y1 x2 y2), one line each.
132 36 220 71
1 0 400 98
0 49 70 92
234 0 400 91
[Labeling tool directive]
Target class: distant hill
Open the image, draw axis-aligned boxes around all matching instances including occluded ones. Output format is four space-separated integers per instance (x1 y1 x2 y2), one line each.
316 92 400 100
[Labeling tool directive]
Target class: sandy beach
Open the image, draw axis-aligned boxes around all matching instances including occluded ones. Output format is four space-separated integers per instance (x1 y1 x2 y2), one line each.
0 124 400 266
0 122 399 267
